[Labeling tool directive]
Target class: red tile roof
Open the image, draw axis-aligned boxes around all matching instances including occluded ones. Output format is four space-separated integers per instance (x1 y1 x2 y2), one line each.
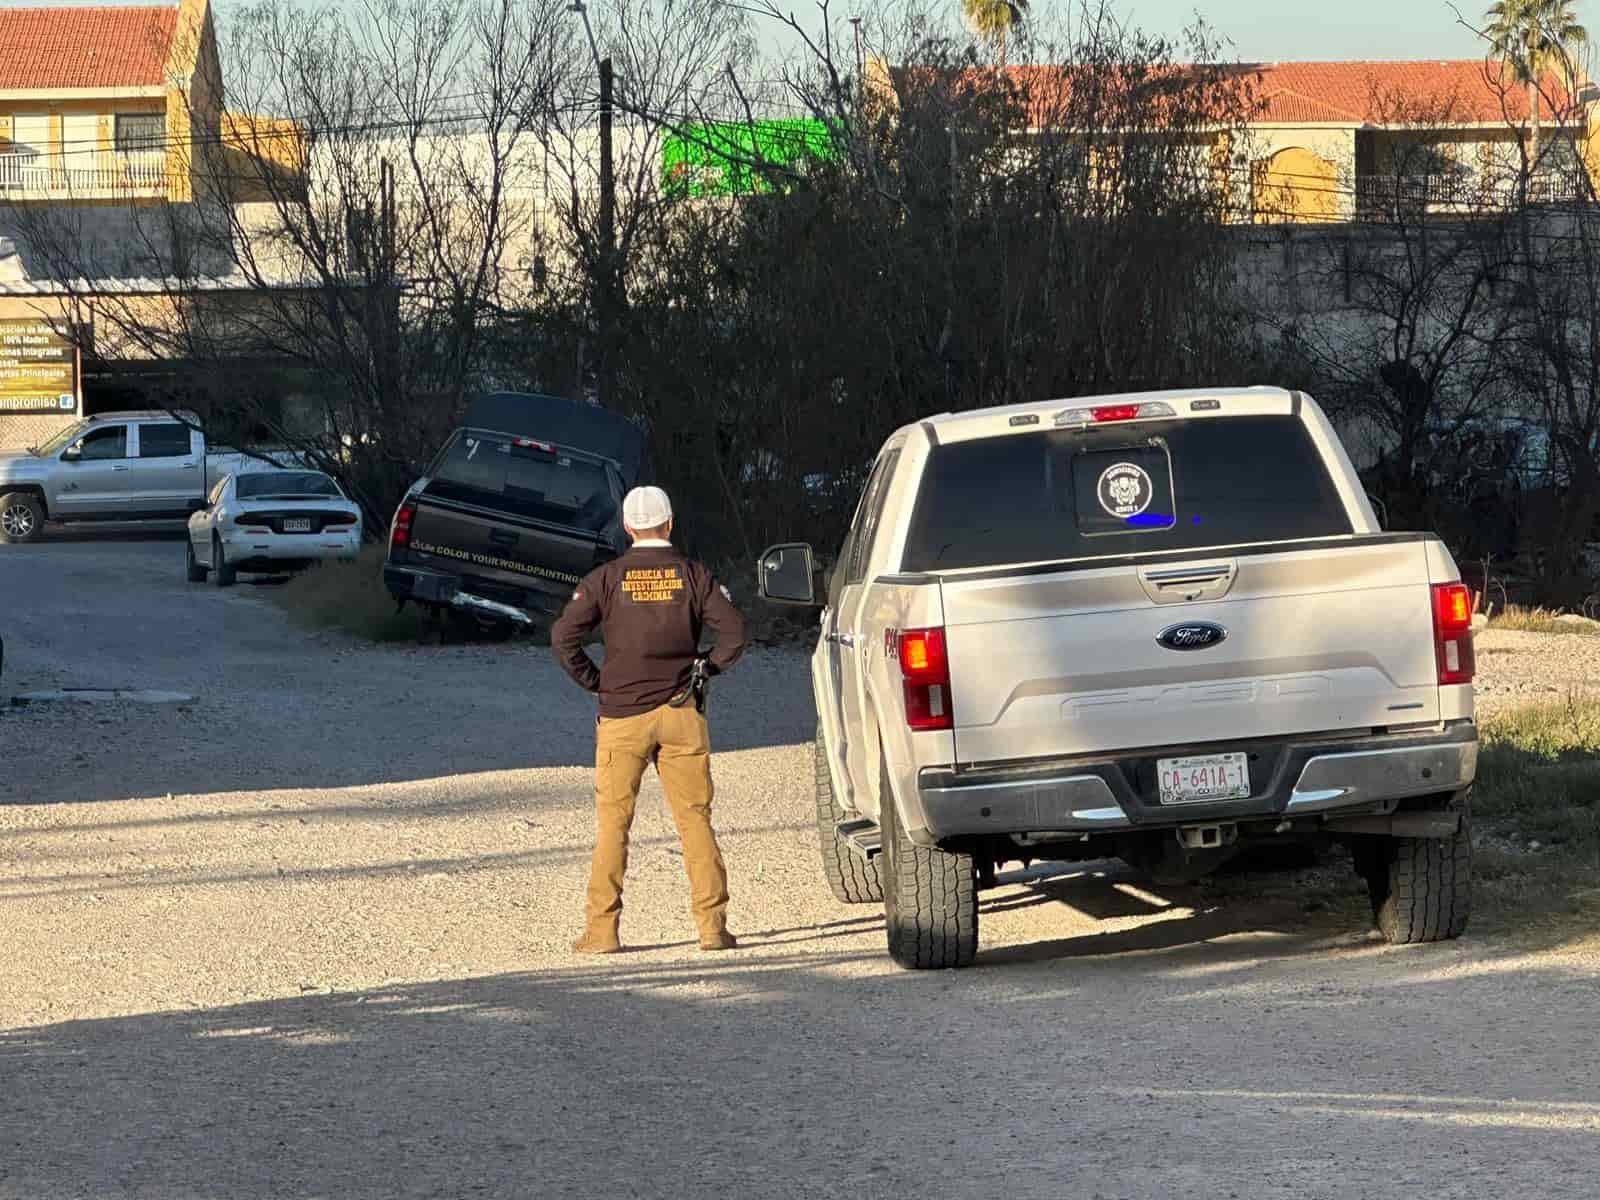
0 5 178 90
1247 60 1578 125
947 59 1586 130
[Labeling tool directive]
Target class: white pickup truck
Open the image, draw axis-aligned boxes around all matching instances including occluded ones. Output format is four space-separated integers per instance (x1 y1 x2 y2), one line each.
758 387 1477 969
0 411 296 544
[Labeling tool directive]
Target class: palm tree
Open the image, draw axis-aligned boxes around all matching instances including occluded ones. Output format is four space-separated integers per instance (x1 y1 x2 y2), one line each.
961 0 1028 68
1484 0 1588 168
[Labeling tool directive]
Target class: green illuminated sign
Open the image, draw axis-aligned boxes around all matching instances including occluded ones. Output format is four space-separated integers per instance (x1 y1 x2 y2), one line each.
662 119 837 197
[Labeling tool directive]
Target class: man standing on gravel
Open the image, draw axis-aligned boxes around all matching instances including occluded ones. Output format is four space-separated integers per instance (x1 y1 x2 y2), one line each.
552 485 748 955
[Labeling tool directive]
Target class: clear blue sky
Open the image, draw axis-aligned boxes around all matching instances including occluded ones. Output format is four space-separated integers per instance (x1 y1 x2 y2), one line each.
11 0 1594 68
1126 0 1591 62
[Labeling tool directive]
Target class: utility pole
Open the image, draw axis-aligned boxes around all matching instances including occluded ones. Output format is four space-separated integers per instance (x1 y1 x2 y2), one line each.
377 156 399 413
570 0 616 407
850 17 872 174
595 56 615 409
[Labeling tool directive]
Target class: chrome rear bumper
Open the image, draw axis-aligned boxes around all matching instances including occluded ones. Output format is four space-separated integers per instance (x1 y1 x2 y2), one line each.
916 723 1477 840
1285 740 1478 814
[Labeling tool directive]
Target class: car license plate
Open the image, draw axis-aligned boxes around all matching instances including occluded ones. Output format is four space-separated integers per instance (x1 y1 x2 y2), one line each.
1157 752 1250 805
282 518 312 532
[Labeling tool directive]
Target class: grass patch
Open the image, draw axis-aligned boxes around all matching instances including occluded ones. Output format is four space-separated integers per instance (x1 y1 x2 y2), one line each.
1476 695 1600 852
1469 695 1600 947
262 546 418 643
1472 694 1600 921
1486 605 1599 635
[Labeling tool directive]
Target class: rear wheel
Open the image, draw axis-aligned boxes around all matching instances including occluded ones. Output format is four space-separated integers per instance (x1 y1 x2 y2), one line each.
212 535 236 588
1361 794 1472 944
185 539 208 582
0 492 44 544
881 757 977 969
815 725 882 904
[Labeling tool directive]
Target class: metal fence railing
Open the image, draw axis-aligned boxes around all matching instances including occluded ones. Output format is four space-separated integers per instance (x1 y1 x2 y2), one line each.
0 152 165 194
1355 168 1589 217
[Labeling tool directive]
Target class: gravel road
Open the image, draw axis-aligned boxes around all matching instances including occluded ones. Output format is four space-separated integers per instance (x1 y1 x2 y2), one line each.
3 534 1599 1199
1473 626 1600 715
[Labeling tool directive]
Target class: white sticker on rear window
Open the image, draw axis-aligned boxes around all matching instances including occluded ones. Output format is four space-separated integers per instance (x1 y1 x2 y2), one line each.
1097 462 1153 518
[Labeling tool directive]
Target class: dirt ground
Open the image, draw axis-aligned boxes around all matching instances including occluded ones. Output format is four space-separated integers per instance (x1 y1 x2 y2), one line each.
1473 626 1600 715
3 533 1599 1199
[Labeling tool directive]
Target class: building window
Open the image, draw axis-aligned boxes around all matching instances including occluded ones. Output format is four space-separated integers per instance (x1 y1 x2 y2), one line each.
10 114 48 157
114 113 163 155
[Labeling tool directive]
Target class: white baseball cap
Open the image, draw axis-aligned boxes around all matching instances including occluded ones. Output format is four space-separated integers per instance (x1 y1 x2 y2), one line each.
622 485 673 529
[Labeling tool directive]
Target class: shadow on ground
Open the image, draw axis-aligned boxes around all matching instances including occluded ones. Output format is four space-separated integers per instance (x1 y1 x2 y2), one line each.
2 536 816 805
5 914 1598 1199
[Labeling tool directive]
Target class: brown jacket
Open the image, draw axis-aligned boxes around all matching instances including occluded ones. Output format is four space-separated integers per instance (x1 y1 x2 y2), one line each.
551 542 748 717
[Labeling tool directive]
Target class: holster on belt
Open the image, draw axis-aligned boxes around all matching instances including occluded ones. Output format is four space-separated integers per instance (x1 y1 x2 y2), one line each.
668 657 711 714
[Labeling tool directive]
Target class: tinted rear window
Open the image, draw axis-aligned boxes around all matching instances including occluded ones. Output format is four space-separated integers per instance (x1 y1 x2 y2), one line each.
237 472 341 499
431 432 617 531
138 423 193 458
902 416 1353 572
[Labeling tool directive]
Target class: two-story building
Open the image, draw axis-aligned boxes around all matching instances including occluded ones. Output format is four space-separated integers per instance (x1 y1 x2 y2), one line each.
0 0 220 206
0 0 228 448
1239 59 1598 223
0 0 316 450
871 56 1599 225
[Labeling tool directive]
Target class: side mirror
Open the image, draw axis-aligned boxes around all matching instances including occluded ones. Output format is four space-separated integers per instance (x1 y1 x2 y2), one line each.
758 542 818 605
61 445 81 462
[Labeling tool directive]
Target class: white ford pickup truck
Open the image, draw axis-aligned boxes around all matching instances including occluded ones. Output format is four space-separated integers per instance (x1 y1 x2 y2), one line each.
758 387 1476 969
0 411 298 544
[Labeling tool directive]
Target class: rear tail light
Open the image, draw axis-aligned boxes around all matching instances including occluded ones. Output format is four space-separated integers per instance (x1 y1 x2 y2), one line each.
390 499 417 550
1432 582 1475 685
897 626 953 732
1054 400 1176 427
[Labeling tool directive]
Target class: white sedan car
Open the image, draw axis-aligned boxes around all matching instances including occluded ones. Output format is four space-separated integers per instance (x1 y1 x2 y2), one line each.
187 469 362 586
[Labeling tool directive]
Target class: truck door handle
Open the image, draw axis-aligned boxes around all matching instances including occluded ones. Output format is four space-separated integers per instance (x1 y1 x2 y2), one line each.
826 632 858 647
111 465 130 472
181 460 198 468
488 530 518 547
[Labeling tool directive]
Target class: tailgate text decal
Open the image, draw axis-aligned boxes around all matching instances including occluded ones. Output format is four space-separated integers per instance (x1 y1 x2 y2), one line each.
411 540 581 584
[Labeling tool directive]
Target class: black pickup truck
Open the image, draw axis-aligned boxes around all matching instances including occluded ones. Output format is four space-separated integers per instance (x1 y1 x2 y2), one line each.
383 392 646 631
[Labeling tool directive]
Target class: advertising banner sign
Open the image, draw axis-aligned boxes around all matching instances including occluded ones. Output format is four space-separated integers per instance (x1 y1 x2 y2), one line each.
0 319 79 416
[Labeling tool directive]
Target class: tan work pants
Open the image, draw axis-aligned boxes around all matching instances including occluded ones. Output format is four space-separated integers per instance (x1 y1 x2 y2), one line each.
585 703 730 938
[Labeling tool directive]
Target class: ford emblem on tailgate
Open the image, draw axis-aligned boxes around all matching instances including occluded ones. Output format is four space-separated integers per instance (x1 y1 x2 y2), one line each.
1157 621 1228 651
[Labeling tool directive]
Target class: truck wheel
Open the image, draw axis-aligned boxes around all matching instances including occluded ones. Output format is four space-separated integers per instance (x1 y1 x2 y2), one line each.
185 539 208 582
815 726 882 904
880 757 977 969
212 535 237 588
1364 795 1472 944
0 492 44 544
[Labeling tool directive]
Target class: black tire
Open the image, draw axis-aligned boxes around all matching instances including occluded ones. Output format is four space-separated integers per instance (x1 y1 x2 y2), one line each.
881 757 977 969
212 535 236 588
0 492 44 545
186 539 208 582
1364 795 1472 944
815 726 882 904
